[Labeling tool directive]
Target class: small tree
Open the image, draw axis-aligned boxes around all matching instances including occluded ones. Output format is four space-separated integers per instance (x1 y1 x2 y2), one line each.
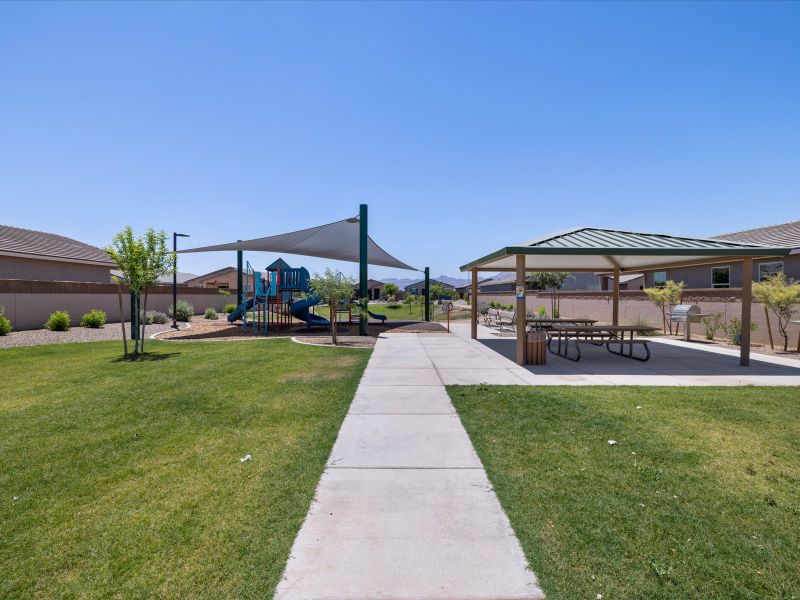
644 280 685 334
384 282 398 301
528 272 570 317
753 272 800 351
106 227 172 356
309 268 355 345
403 293 416 314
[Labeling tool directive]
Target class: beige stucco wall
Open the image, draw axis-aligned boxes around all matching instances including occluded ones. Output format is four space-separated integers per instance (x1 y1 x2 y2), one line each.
0 281 237 330
477 290 800 349
0 256 112 283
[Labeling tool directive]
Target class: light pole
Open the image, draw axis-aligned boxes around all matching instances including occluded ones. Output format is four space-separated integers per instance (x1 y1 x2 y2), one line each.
173 232 190 329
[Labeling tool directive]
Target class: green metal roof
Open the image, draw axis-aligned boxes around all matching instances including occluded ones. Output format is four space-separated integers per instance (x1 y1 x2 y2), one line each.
460 227 792 272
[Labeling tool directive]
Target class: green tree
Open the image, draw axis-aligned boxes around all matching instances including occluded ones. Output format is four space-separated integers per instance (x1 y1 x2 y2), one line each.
527 272 571 317
106 227 173 356
403 293 416 314
309 268 356 345
644 280 685 334
753 272 800 351
383 282 398 301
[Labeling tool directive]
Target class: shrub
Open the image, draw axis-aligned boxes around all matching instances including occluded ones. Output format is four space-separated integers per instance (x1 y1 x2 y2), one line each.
204 307 218 320
168 300 194 322
723 317 757 346
80 309 106 328
145 310 168 324
702 312 724 340
45 310 71 331
0 305 11 336
223 303 237 314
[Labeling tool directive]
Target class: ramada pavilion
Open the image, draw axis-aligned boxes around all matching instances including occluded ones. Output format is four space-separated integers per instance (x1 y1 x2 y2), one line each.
461 227 793 366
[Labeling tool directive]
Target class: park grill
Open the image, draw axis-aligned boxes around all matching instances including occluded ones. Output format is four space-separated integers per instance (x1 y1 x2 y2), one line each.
670 304 707 341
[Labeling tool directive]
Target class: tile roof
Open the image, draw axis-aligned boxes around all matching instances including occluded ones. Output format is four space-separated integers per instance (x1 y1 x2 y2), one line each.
0 224 114 265
713 220 800 249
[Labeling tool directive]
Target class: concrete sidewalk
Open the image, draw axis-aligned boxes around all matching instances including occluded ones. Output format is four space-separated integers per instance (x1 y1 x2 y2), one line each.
274 332 543 600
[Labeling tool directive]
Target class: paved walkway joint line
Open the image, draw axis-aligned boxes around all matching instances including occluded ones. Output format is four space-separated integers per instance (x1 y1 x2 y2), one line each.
275 332 544 600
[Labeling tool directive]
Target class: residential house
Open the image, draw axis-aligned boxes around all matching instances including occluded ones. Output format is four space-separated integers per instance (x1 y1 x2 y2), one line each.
639 221 800 288
404 278 456 298
366 279 385 300
185 267 253 290
599 273 645 291
0 224 114 283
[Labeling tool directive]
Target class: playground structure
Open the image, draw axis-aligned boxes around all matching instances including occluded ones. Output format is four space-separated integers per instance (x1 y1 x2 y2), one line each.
228 258 331 334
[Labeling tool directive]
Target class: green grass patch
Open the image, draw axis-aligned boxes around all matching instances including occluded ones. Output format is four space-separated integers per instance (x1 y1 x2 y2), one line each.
1 340 370 598
314 303 468 322
449 386 800 599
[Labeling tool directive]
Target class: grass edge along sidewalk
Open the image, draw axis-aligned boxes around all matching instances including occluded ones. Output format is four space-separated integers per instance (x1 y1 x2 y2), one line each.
449 385 800 600
1 339 370 599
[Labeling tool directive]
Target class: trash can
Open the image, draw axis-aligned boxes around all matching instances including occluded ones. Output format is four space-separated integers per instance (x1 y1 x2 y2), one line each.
526 331 547 365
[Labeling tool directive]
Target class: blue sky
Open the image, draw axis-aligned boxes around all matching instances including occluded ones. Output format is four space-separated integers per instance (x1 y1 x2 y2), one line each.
1 1 798 281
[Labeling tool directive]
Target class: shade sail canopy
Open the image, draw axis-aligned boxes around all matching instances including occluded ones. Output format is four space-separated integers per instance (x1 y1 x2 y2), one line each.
180 218 417 271
460 227 792 272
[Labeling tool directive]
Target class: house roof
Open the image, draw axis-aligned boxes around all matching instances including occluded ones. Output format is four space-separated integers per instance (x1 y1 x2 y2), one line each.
713 220 800 251
0 224 114 266
460 226 791 273
404 279 456 289
184 266 238 285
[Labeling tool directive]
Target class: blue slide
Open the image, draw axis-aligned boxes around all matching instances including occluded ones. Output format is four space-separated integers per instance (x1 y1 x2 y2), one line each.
228 298 255 322
290 295 331 328
367 309 387 324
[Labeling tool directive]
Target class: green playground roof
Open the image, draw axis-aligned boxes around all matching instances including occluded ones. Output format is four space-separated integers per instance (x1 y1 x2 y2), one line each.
266 258 292 271
460 226 792 272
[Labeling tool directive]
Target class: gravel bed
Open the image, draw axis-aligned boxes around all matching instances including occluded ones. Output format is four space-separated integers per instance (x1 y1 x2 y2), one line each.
0 322 176 349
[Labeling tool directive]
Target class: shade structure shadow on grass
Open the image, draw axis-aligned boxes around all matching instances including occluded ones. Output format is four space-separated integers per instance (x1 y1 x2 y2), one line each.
478 337 800 377
110 351 182 362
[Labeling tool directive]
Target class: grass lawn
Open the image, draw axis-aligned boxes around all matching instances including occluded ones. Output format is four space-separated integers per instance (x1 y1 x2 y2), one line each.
1 339 370 599
313 303 470 323
449 386 800 599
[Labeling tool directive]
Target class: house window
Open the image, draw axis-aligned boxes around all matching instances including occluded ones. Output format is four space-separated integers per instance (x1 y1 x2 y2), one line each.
711 266 730 288
653 272 667 287
759 261 783 281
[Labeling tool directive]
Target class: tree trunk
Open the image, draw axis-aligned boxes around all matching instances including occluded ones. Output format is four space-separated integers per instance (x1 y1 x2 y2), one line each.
117 283 128 357
140 286 149 353
133 294 140 355
764 306 774 350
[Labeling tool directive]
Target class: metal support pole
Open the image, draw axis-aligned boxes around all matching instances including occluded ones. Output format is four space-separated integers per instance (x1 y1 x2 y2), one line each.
359 204 368 336
470 268 478 339
424 267 430 321
172 232 189 329
237 241 243 308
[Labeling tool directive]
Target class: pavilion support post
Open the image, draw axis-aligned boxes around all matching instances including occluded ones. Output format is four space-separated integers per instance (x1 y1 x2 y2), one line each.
740 258 753 366
470 268 478 340
516 255 526 365
359 204 368 336
612 267 620 326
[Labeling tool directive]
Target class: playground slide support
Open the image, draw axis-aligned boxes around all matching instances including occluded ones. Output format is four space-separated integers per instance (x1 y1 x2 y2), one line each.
424 267 430 321
359 204 368 336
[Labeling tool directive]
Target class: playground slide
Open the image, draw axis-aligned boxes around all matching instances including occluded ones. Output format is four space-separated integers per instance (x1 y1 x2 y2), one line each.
227 298 255 322
290 295 330 328
367 309 387 323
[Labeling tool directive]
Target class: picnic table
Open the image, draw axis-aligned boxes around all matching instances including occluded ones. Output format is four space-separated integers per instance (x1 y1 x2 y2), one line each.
526 317 598 331
548 324 660 362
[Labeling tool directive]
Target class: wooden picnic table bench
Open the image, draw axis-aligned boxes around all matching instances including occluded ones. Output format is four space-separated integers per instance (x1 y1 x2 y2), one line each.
526 317 598 331
548 324 660 362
